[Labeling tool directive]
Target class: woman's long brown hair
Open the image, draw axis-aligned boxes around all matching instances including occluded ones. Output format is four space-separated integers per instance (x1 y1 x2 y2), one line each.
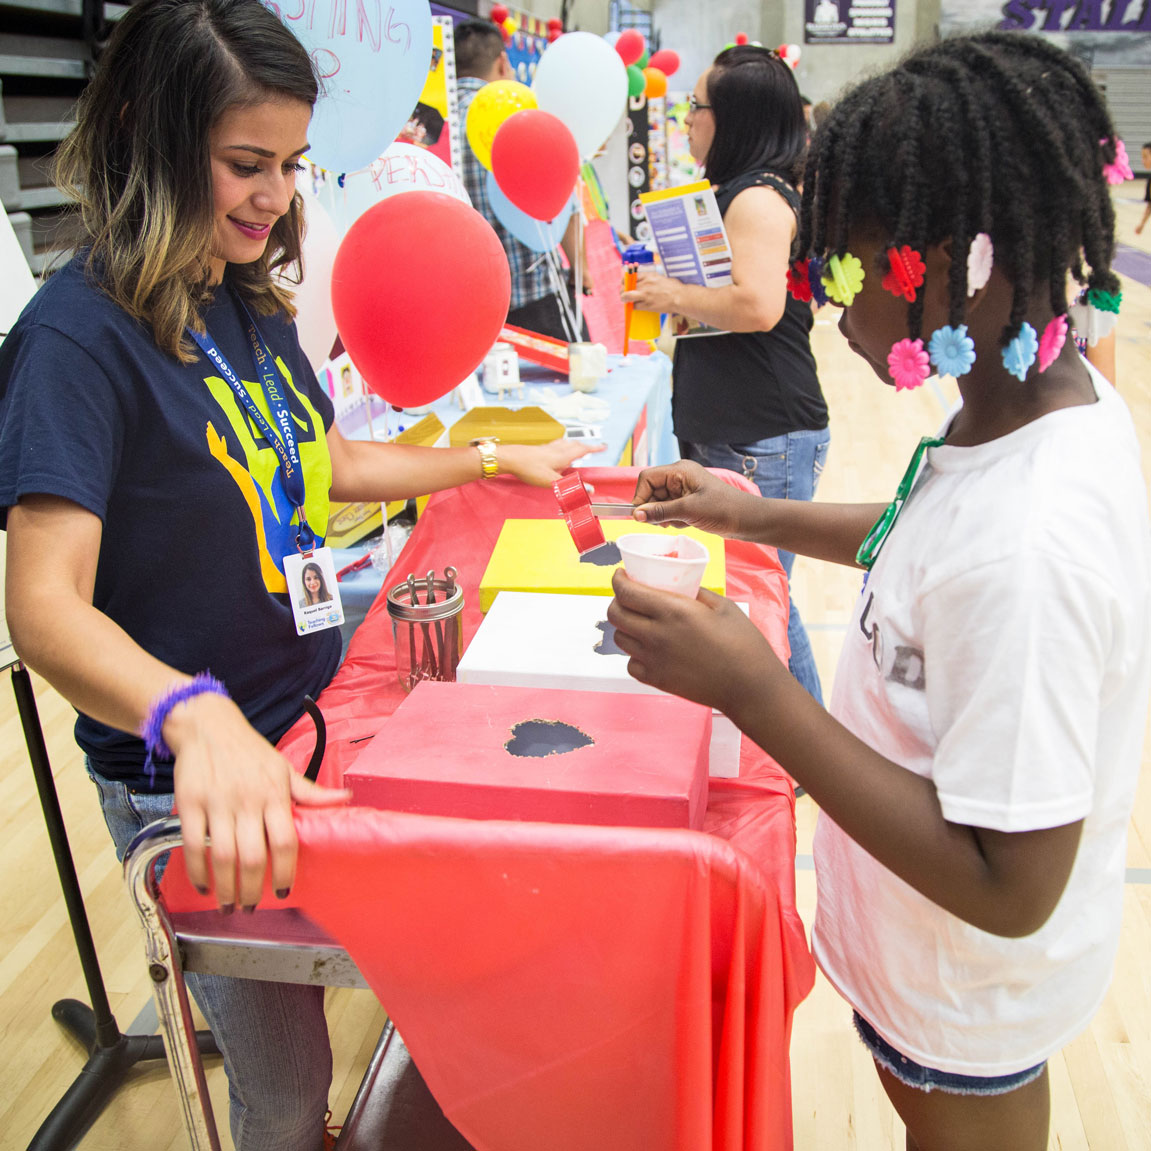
53 0 318 362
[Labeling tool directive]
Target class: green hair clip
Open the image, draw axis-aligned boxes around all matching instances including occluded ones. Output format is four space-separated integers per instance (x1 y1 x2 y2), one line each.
821 252 865 307
1085 286 1121 315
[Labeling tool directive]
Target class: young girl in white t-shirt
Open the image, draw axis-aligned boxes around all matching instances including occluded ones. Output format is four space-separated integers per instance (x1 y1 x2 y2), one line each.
607 31 1150 1151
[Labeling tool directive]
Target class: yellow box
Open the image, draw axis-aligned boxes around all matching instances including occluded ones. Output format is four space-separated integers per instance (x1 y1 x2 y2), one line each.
448 406 564 448
326 413 445 548
478 519 726 612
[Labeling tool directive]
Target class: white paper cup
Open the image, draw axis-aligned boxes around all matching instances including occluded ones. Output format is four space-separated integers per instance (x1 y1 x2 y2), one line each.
617 533 709 598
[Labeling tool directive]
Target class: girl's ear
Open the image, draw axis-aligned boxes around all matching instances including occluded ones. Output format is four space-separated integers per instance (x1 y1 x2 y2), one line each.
922 238 954 323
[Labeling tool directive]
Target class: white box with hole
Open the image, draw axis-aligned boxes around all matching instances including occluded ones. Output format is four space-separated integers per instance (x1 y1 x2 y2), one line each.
457 591 746 777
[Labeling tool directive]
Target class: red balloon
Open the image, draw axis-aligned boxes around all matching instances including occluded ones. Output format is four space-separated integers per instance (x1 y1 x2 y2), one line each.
547 28 562 42
735 31 749 45
331 193 510 407
491 110 579 222
546 16 563 30
489 4 508 23
615 28 646 66
648 49 680 77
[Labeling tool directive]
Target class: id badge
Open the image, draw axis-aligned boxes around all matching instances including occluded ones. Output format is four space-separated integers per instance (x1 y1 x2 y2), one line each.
284 548 345 637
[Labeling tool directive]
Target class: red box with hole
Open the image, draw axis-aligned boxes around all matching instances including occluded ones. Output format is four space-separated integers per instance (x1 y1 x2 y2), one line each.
345 681 711 829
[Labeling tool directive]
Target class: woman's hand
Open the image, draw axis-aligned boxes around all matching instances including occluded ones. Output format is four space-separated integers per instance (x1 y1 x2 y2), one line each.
631 460 750 536
498 438 605 486
607 572 781 715
621 267 682 314
166 691 351 910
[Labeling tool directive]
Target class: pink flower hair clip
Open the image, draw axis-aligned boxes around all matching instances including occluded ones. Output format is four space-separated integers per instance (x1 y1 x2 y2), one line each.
1101 137 1133 186
881 245 925 302
1038 315 1068 373
966 233 993 296
887 337 930 392
821 252 865 307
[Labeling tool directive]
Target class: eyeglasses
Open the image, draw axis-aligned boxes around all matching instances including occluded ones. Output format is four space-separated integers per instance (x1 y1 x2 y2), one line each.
855 435 945 569
687 96 711 114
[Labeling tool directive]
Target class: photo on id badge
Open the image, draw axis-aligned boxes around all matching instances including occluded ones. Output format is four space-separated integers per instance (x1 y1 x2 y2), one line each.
285 548 344 635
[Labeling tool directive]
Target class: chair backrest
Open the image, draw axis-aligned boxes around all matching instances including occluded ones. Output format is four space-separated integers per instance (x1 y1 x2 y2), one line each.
290 805 795 1151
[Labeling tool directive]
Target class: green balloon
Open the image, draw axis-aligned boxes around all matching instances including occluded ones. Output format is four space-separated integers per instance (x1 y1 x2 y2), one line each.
637 48 650 68
627 64 646 98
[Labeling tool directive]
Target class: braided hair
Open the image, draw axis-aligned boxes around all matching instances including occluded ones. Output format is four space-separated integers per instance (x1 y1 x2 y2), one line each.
798 32 1122 350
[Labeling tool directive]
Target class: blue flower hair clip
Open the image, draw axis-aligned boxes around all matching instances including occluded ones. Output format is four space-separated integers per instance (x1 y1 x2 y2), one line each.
927 324 976 379
1001 322 1038 382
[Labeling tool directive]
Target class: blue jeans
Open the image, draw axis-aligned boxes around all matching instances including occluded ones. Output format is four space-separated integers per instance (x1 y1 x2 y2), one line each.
681 428 830 705
88 769 332 1151
854 1013 1046 1096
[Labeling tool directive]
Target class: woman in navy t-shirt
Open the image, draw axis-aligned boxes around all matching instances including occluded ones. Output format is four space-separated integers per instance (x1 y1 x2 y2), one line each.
0 1 589 1144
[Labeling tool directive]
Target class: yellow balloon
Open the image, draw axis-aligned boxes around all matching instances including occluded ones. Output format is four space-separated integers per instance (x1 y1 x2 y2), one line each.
465 79 537 170
503 16 518 35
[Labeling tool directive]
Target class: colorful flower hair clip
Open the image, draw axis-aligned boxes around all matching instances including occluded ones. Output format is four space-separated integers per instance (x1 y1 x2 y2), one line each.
1038 314 1067 373
887 337 930 392
808 256 829 307
821 252 865 307
1085 285 1121 315
882 245 925 302
1001 322 1038 382
927 324 975 379
966 233 993 296
1101 137 1133 186
787 260 813 303
1068 298 1118 347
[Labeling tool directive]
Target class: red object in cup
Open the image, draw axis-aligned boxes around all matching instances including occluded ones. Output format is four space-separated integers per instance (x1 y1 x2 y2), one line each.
552 471 636 555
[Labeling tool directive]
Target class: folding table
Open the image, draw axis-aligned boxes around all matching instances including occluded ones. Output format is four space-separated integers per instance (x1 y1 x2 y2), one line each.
126 468 815 1150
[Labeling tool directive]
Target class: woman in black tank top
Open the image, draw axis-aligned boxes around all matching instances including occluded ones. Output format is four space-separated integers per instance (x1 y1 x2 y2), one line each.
622 45 830 705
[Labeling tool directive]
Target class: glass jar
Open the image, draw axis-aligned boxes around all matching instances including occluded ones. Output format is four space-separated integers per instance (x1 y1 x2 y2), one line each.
386 568 464 692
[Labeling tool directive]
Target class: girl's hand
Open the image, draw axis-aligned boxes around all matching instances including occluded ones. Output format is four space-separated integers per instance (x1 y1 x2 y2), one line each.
498 438 605 486
621 268 682 314
166 692 351 911
632 460 748 536
607 571 779 715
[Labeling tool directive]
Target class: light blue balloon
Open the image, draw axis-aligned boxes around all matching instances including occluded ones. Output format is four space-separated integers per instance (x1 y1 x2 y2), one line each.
268 0 434 175
486 170 574 253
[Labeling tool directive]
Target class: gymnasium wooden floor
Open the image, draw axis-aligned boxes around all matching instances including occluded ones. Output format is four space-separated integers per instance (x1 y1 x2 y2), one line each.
2 183 1149 1149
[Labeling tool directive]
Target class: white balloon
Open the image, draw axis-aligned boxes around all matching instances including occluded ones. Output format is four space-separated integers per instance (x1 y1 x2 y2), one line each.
324 142 471 234
274 0 434 175
279 180 339 371
532 32 628 161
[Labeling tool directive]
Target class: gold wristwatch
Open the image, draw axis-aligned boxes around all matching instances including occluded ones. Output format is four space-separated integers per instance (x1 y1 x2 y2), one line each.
470 436 500 479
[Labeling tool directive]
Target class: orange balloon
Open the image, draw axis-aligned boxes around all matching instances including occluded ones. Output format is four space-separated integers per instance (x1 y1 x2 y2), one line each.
643 66 668 99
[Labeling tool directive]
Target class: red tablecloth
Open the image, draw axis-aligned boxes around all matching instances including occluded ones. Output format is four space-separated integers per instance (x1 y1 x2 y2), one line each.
163 468 816 1150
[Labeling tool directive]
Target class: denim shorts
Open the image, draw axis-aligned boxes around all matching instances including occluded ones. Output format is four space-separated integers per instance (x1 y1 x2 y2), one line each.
853 1013 1047 1096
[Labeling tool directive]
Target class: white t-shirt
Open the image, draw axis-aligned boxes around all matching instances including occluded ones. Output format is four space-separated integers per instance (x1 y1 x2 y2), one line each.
812 367 1151 1076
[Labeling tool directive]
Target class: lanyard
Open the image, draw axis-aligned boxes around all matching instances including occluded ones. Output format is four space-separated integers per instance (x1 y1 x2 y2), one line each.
188 296 316 551
855 435 945 570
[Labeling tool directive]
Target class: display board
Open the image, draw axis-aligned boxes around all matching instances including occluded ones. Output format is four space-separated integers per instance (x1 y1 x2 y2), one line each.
804 0 896 45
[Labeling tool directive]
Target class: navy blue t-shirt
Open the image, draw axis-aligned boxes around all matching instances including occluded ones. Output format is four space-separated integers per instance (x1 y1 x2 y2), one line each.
0 258 341 790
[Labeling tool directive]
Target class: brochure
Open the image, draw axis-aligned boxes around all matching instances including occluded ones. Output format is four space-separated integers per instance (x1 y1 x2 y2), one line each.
638 180 733 338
